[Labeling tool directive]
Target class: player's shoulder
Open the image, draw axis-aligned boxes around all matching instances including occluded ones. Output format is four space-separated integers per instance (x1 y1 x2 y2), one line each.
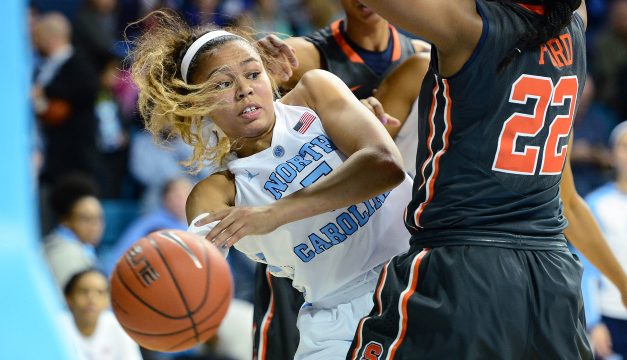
283 69 348 108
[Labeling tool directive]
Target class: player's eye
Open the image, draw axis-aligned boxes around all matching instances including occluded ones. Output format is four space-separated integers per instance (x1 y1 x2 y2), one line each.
215 80 232 90
247 71 260 80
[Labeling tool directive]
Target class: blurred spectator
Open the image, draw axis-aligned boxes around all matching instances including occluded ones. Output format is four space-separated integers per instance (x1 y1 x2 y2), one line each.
31 12 100 185
592 0 627 112
129 130 210 213
94 57 132 198
102 177 193 274
571 75 617 195
62 269 143 360
43 173 104 289
583 121 627 360
239 0 292 36
73 0 120 72
180 0 224 26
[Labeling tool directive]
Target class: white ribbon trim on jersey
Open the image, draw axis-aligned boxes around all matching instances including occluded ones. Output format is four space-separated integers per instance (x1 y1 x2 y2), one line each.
180 30 244 83
187 213 229 257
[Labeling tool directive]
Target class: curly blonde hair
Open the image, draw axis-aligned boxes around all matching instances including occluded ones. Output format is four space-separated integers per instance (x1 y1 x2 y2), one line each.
128 10 278 173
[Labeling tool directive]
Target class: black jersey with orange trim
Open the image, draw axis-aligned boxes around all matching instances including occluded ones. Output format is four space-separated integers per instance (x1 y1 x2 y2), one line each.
405 0 587 246
304 19 416 99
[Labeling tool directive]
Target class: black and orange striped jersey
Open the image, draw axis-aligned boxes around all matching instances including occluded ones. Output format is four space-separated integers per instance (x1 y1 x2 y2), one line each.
406 0 587 246
305 19 416 99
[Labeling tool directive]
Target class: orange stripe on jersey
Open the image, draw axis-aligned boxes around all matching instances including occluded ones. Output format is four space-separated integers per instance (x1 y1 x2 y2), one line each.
389 25 402 62
387 249 429 360
516 3 545 15
331 20 365 64
411 81 439 228
258 269 275 360
414 79 453 227
350 260 392 360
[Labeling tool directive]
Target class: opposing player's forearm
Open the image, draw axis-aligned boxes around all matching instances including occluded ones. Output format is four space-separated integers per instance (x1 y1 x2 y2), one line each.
564 195 627 294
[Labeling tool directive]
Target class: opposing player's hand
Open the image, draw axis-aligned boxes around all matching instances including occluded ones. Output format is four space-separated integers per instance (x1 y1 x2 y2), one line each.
360 96 401 127
256 34 299 82
194 206 281 248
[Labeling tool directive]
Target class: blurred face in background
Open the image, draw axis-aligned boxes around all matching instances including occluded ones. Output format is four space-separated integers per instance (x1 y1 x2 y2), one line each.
610 0 627 39
66 271 110 329
90 0 117 13
63 196 104 246
341 0 384 25
614 131 627 178
163 179 194 222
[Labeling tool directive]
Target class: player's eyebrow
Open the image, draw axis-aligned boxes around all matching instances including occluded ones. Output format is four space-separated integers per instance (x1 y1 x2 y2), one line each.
240 57 259 66
205 58 260 80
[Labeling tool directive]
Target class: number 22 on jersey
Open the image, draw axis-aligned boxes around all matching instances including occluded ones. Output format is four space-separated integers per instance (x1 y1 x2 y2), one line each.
492 74 579 175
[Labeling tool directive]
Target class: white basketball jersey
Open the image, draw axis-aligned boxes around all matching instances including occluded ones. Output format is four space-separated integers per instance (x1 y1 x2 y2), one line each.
228 101 412 304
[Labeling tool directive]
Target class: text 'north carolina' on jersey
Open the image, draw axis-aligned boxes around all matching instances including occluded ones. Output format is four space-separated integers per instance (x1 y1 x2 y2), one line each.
228 101 412 304
406 0 587 245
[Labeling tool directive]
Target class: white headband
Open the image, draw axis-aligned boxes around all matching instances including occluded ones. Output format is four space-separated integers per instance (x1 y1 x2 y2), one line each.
180 30 244 83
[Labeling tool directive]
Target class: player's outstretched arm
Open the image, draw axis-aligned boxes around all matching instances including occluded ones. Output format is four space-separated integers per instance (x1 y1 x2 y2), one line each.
276 69 407 221
562 140 627 308
358 0 481 56
372 52 430 138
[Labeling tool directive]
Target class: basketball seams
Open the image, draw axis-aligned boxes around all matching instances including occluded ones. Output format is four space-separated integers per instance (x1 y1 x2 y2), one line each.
118 243 231 337
115 264 189 320
148 235 201 343
164 297 231 352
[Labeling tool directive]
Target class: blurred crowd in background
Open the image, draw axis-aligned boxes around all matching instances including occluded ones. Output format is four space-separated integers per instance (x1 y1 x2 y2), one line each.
26 0 627 359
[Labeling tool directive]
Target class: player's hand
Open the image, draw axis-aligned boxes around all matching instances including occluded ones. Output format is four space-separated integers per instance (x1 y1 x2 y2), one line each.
360 96 401 127
193 206 281 248
256 34 299 82
590 323 613 358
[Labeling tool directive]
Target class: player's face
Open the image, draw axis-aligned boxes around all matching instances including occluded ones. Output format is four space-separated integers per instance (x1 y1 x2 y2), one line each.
190 41 275 140
64 196 104 246
66 272 109 325
341 0 383 24
614 132 627 177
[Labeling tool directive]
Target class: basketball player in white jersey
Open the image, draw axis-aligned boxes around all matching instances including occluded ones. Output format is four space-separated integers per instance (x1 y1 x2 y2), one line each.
130 11 412 359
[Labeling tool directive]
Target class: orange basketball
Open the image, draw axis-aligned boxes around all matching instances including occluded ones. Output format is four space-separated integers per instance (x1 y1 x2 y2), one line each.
110 229 232 352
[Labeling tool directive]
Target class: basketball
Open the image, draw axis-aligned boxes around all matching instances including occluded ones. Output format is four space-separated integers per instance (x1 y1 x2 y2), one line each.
110 229 232 352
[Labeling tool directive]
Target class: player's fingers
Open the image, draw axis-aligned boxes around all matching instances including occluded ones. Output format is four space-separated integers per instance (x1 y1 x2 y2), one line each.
360 99 375 113
257 35 282 57
279 56 293 81
214 221 246 248
268 35 299 67
222 226 248 248
207 213 236 242
384 113 402 127
365 97 390 124
194 210 223 227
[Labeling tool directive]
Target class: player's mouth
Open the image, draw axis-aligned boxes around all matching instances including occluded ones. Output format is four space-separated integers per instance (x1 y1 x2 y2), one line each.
356 1 375 16
239 104 262 121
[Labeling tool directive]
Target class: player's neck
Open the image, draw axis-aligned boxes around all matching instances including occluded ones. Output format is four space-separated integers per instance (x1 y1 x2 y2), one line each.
616 175 627 194
75 320 97 337
343 18 390 52
234 119 275 158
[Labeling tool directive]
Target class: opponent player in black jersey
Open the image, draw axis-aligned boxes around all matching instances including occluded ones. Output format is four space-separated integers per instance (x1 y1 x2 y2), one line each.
343 0 622 359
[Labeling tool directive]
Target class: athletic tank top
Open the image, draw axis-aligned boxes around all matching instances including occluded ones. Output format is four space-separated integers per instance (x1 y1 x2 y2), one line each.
227 101 412 304
305 19 416 99
406 0 587 247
